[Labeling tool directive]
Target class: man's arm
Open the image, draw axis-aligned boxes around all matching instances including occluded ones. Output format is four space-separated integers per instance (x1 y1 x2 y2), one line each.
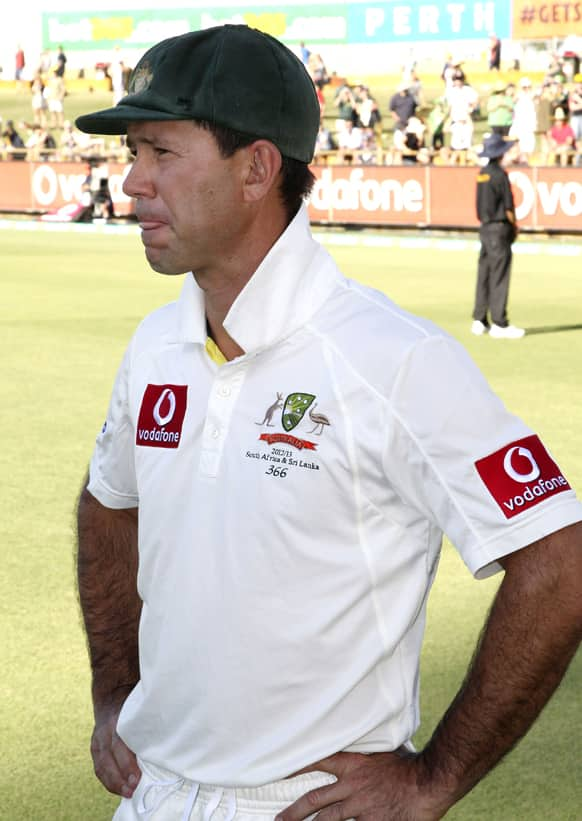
76 482 142 799
276 521 582 820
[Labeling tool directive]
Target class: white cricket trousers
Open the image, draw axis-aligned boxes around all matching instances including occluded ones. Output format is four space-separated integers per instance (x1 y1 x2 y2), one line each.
113 759 338 821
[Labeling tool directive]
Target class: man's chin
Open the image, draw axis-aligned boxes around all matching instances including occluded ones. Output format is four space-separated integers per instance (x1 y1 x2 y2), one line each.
145 251 190 276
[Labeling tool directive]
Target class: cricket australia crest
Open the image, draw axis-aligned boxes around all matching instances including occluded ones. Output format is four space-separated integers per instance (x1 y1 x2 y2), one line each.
282 393 315 431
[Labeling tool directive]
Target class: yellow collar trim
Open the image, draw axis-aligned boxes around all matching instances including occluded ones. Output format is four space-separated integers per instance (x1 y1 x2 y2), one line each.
205 336 227 366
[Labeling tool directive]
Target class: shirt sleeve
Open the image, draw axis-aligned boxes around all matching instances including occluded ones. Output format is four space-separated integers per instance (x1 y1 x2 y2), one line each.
87 341 139 509
382 335 582 578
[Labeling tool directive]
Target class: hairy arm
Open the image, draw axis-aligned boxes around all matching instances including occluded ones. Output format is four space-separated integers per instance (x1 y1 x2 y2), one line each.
277 521 582 820
76 482 142 798
417 520 582 812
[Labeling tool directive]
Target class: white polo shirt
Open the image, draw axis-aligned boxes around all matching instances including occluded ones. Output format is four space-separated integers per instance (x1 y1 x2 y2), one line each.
88 205 582 787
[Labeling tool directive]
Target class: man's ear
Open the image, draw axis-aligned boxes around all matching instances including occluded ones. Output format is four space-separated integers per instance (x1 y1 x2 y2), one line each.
242 141 282 203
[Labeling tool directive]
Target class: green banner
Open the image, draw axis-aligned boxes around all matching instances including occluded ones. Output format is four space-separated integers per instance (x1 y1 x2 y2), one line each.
42 7 349 50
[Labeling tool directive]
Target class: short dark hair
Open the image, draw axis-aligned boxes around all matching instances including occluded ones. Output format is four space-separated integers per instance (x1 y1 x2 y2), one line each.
198 120 315 223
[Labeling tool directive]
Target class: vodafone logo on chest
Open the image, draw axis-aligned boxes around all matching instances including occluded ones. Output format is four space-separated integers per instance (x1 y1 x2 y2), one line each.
475 435 571 519
136 384 188 449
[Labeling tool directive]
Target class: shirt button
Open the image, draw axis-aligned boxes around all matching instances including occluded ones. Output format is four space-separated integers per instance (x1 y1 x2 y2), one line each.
218 385 231 397
211 428 221 439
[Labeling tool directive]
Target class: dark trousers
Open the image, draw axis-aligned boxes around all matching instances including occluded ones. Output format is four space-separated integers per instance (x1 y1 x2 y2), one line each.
473 222 514 327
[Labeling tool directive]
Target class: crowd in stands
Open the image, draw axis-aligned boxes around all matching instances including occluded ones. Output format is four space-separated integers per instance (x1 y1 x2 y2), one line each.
1 43 131 162
0 116 130 162
307 49 582 169
2 42 582 169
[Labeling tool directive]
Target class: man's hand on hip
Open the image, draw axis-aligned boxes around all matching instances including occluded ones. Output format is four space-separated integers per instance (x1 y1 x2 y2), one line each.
276 750 448 821
91 704 142 799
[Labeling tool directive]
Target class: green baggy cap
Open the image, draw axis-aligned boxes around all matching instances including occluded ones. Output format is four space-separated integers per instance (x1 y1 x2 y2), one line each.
76 25 320 163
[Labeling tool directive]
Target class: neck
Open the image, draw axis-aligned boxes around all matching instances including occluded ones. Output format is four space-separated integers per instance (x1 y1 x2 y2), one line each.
196 202 291 361
205 310 245 362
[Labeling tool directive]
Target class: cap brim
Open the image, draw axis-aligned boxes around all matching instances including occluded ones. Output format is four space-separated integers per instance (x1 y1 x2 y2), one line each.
76 104 188 135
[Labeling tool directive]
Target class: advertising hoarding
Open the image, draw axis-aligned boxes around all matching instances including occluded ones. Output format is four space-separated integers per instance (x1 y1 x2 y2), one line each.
41 2 511 50
1 162 582 233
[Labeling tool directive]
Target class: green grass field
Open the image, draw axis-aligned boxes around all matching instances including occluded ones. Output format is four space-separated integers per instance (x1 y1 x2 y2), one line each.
1 223 580 820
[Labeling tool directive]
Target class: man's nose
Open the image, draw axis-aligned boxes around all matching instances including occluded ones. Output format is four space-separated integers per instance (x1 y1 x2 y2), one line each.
122 157 154 199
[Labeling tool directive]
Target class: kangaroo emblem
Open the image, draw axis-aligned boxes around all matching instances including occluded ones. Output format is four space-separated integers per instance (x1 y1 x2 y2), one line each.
307 404 331 435
256 393 283 427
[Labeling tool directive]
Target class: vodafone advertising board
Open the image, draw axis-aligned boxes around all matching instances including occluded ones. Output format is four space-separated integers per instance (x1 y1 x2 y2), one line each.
1 161 582 231
0 161 135 217
308 165 582 232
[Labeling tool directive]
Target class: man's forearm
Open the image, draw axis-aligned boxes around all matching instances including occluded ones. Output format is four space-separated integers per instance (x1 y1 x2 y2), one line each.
418 523 582 813
76 484 141 714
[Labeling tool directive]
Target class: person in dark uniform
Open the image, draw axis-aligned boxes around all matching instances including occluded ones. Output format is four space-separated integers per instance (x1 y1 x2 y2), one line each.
471 133 524 338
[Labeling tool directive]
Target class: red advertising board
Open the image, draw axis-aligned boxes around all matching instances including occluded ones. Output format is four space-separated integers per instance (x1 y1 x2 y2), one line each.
308 165 582 233
0 161 135 216
1 161 581 232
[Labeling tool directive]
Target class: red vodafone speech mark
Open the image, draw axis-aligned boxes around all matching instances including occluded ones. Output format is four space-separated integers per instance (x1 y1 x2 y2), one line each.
475 434 571 519
136 384 188 449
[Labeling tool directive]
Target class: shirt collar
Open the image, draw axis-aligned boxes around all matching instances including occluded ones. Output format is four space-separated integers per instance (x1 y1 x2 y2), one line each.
174 205 341 354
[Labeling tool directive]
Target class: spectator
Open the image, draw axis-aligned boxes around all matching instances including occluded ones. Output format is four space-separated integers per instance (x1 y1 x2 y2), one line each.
426 95 449 152
548 107 576 165
38 50 51 76
488 33 501 71
15 44 25 86
446 70 478 154
487 80 514 136
545 52 566 84
389 82 416 140
407 68 424 107
2 119 26 158
45 69 66 129
299 41 310 66
315 119 336 156
25 125 57 160
509 77 537 164
359 129 379 165
567 76 582 149
446 70 478 124
441 54 464 93
314 83 325 120
549 80 569 117
55 45 67 78
401 117 426 165
508 41 523 72
59 119 90 159
353 85 381 134
534 84 553 157
448 115 474 165
110 47 127 106
337 119 363 162
31 71 47 128
307 53 329 90
333 84 357 136
92 176 115 220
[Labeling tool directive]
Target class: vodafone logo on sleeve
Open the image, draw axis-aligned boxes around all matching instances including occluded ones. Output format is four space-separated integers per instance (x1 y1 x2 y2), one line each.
136 384 188 448
475 434 571 519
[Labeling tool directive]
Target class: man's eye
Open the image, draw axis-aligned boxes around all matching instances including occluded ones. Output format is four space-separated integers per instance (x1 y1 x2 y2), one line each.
154 146 170 156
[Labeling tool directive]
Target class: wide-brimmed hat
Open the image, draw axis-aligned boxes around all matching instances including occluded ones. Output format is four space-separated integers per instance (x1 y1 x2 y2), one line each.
478 133 516 159
75 25 320 163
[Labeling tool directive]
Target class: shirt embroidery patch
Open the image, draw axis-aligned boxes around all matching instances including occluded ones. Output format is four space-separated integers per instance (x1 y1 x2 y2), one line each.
245 391 333 476
475 434 571 519
136 384 188 449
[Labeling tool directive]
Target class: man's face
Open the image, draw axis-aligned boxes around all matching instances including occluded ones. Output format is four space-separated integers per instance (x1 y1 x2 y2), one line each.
123 120 249 276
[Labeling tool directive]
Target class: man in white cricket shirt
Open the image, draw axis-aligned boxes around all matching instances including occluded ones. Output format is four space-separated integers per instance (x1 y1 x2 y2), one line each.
75 25 582 821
